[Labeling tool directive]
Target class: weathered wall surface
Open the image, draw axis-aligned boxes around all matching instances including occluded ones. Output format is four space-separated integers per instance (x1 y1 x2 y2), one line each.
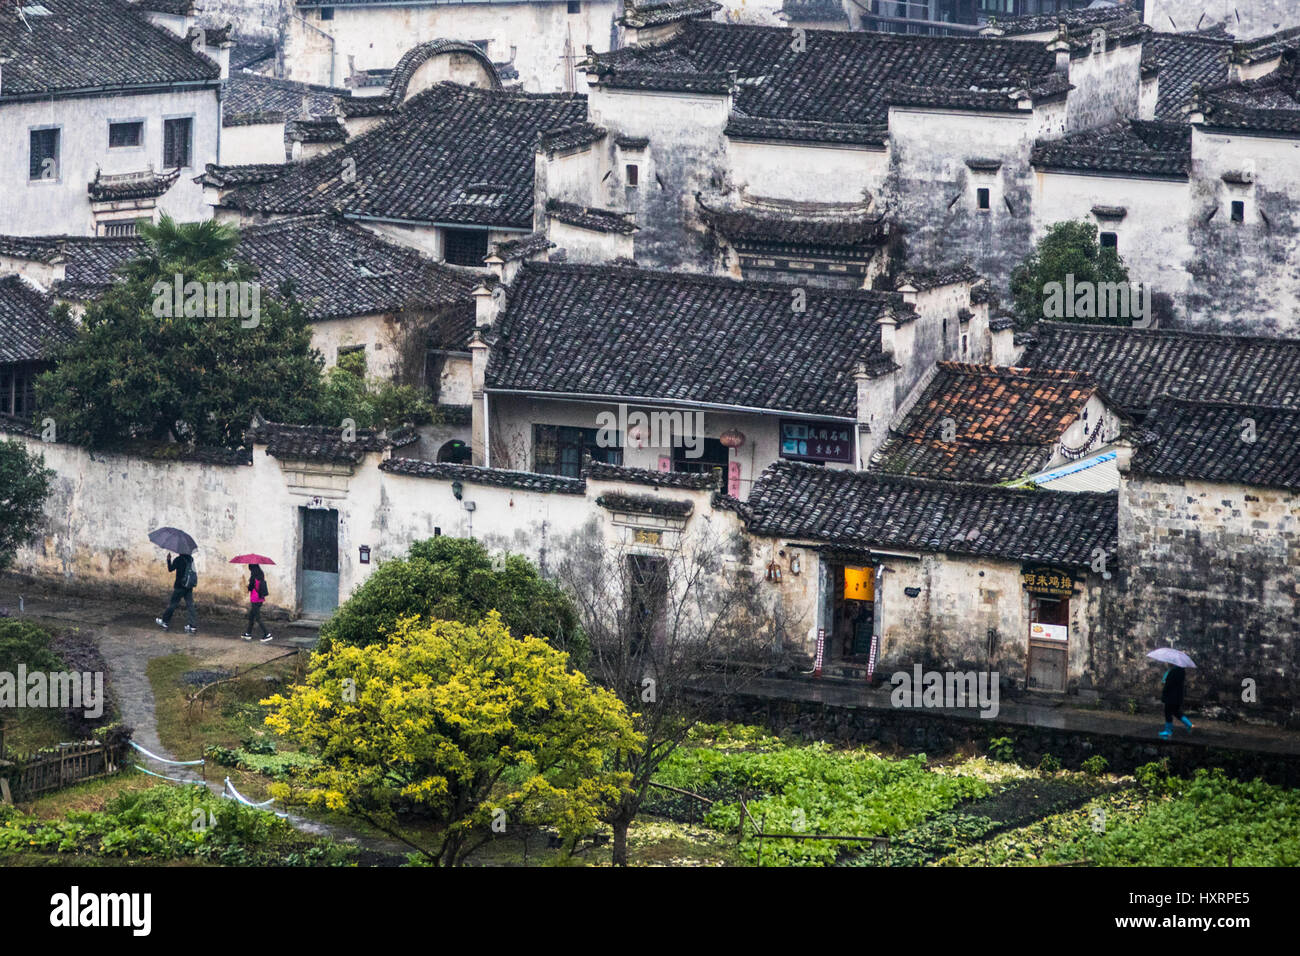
1100 474 1300 722
1064 43 1143 134
283 2 619 93
1146 0 1297 39
1031 169 1193 319
195 0 290 39
885 109 1038 300
1184 128 1300 336
1 89 221 237
584 85 734 272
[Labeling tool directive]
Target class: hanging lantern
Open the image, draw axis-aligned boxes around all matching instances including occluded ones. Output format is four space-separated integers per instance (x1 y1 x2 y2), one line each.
720 429 746 449
765 561 782 583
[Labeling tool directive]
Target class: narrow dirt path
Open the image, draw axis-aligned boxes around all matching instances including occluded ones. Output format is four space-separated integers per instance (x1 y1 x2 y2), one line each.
12 590 410 861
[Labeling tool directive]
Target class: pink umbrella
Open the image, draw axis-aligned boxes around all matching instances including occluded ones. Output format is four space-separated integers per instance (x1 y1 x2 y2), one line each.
229 554 276 565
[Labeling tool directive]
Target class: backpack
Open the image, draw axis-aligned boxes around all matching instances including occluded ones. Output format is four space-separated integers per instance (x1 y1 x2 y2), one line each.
256 578 268 600
182 563 198 590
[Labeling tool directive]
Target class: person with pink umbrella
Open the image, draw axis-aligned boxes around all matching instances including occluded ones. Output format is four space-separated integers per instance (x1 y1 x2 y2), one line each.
231 553 274 643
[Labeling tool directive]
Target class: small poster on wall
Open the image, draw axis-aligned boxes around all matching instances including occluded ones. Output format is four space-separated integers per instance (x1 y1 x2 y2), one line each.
1030 622 1068 642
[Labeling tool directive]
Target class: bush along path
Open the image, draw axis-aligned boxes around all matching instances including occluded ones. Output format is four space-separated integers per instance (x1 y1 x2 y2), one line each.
89 617 410 864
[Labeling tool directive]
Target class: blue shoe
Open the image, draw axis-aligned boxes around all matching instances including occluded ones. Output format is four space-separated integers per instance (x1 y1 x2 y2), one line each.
1181 716 1194 731
1158 730 1172 738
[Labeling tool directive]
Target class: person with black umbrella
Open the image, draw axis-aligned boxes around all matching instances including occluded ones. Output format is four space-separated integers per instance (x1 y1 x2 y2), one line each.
150 527 198 634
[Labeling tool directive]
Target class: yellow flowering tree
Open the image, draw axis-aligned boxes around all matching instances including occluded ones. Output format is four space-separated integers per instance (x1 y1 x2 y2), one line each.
263 612 640 865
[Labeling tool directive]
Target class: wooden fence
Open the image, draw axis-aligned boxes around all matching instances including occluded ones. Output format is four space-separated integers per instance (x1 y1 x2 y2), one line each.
0 739 129 802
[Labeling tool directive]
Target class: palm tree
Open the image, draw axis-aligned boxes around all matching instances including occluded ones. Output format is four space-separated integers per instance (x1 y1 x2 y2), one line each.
125 215 242 282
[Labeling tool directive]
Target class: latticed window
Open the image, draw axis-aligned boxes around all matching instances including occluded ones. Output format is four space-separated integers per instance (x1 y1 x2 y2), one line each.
163 117 192 169
109 121 143 148
29 128 59 180
533 425 621 478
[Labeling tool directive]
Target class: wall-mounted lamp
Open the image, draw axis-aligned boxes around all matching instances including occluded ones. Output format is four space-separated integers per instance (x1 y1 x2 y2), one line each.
359 545 371 564
765 561 782 583
451 481 464 501
790 551 801 575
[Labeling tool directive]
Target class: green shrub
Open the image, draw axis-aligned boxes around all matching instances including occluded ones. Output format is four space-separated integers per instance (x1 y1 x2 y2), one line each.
0 620 63 675
317 536 588 663
987 737 1015 762
1081 755 1109 777
1037 754 1062 775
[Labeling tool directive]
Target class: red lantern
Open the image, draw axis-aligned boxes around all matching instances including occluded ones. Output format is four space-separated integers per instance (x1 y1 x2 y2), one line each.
720 429 745 449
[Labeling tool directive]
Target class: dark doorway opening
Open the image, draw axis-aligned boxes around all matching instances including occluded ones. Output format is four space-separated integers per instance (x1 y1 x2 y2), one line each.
627 554 667 656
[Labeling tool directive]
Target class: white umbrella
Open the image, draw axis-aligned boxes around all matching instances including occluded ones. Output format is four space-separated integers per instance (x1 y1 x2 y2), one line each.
1147 647 1196 669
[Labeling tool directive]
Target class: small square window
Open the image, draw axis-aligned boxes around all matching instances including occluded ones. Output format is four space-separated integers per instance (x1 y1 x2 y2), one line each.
976 187 990 210
109 121 143 149
320 6 334 19
1100 231 1118 251
567 0 581 11
626 164 639 188
1231 201 1244 223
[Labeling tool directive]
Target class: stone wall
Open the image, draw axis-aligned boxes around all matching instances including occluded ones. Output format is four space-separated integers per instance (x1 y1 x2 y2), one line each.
701 692 1300 784
1099 474 1300 724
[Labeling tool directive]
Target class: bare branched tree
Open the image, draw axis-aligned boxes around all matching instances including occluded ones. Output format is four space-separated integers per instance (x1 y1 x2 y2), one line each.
555 521 802 865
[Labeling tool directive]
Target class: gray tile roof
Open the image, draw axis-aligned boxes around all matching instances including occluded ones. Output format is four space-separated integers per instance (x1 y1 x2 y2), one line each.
248 421 404 463
546 199 637 234
0 216 477 330
379 457 587 494
223 72 344 126
1030 120 1191 179
217 83 587 229
591 21 1060 144
1193 54 1300 135
1019 321 1300 417
1146 32 1232 120
988 5 1137 37
1131 397 1300 491
620 0 721 28
585 459 720 490
0 0 221 99
485 262 898 417
696 194 887 251
745 460 1117 567
0 275 74 364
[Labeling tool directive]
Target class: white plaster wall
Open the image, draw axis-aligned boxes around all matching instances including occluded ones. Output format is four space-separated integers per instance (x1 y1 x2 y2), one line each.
547 218 633 263
285 2 619 93
222 122 289 165
1 88 221 237
726 139 887 204
1030 169 1193 311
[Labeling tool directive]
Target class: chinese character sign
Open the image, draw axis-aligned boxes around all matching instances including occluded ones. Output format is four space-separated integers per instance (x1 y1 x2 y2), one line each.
779 419 854 463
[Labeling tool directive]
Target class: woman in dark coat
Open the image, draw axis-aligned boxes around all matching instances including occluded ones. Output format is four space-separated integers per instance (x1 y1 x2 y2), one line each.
242 564 272 643
1160 666 1194 738
156 552 197 633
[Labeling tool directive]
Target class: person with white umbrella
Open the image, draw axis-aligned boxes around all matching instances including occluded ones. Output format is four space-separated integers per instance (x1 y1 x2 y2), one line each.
1147 648 1195 738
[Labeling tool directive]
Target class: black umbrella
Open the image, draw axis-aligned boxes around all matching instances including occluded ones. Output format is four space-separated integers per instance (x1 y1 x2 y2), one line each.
149 527 197 555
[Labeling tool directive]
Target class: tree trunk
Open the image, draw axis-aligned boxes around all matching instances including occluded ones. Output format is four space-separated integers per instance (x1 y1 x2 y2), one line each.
612 817 631 866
